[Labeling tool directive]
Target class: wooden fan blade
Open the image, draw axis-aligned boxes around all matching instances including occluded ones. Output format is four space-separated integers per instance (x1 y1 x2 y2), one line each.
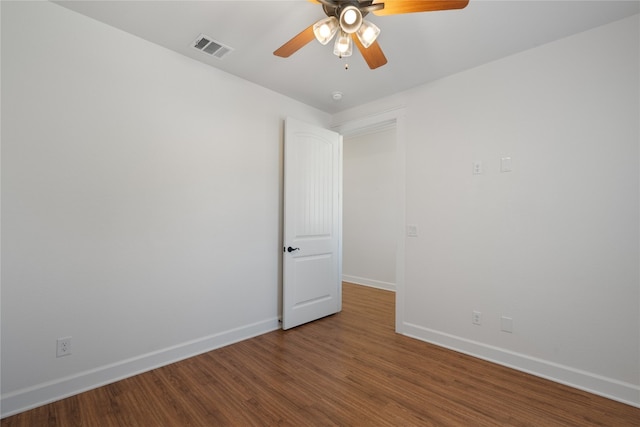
274 25 316 58
352 34 388 69
372 0 469 16
309 0 338 6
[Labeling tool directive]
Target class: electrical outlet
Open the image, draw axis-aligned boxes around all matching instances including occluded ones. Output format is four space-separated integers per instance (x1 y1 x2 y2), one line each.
472 311 482 325
472 161 483 175
56 337 72 357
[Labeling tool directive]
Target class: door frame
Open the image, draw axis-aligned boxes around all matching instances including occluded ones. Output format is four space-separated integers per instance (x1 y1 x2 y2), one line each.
332 107 406 334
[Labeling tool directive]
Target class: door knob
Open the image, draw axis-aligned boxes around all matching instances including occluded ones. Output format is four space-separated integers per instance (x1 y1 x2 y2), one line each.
286 246 300 253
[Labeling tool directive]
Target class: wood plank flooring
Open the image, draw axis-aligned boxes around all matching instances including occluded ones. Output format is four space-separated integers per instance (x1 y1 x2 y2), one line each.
3 283 639 426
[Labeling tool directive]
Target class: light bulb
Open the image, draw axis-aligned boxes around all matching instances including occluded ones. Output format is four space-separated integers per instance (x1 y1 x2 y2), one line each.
319 24 331 39
362 27 375 43
343 9 357 25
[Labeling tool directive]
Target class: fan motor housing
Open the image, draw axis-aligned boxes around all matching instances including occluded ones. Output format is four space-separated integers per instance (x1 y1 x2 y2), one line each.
323 0 375 19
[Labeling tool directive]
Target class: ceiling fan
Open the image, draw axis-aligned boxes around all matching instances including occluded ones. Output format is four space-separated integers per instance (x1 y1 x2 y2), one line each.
274 0 470 69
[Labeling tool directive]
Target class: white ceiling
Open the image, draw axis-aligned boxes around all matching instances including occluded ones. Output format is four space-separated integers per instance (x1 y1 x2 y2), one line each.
54 0 639 114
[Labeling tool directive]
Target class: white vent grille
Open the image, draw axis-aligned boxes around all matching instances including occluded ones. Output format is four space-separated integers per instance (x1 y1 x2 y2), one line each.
192 34 233 59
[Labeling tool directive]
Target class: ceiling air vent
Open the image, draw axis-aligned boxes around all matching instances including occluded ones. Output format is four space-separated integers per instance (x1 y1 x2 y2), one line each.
192 34 233 59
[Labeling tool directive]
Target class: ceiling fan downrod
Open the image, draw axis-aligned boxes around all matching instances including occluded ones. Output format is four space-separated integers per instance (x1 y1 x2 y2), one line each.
317 0 385 20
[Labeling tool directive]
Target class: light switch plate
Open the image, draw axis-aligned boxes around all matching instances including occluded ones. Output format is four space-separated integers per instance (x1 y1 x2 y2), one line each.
500 157 512 172
501 316 513 333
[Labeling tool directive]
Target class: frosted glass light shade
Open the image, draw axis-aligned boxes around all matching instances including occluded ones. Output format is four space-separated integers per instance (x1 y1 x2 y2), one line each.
333 31 353 57
313 17 339 45
356 20 380 48
339 5 362 34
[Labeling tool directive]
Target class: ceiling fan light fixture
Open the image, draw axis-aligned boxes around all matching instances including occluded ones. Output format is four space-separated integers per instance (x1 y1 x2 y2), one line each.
313 16 339 45
339 5 363 34
356 20 380 48
333 31 353 58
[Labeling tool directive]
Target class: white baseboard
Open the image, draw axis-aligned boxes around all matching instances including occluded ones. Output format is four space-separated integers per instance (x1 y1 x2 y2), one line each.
343 275 396 292
1 318 280 419
402 321 640 409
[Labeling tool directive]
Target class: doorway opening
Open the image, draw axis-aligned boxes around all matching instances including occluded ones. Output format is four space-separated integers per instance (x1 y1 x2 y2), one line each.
333 109 406 333
343 125 397 291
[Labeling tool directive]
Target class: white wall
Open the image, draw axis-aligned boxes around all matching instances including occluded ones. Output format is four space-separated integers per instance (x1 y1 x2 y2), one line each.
334 14 640 406
2 0 638 416
0 1 329 416
343 128 397 291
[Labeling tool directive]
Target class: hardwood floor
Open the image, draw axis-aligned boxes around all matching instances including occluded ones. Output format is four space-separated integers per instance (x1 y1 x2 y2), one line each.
3 283 639 426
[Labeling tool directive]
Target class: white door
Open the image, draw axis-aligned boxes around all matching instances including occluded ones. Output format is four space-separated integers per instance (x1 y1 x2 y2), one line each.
283 117 342 330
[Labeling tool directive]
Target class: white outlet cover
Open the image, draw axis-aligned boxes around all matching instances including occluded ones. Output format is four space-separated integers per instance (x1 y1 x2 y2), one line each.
472 310 482 325
56 337 72 357
473 161 483 175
